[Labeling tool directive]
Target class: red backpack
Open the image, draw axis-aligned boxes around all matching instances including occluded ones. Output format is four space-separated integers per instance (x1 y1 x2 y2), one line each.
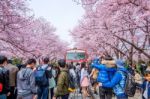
0 83 3 92
0 69 4 92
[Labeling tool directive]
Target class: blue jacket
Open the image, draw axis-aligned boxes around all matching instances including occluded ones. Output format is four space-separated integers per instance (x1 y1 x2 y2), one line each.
92 63 116 83
142 80 150 99
102 68 127 97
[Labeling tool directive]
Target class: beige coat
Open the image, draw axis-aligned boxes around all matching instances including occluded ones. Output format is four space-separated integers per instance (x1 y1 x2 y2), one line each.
134 72 142 84
5 64 19 87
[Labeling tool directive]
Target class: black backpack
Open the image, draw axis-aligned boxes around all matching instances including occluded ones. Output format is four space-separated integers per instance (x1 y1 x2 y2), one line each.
122 71 136 97
0 68 4 93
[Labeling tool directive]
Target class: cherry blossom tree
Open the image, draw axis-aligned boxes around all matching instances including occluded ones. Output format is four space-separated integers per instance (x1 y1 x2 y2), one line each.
72 0 150 63
0 0 68 60
0 0 33 56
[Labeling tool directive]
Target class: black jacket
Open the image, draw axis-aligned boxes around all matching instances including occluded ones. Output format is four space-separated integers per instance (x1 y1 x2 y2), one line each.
0 66 10 95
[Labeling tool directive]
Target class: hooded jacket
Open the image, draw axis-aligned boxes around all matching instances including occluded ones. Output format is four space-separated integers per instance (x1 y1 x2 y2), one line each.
91 58 116 84
102 60 128 97
17 67 37 96
54 68 69 97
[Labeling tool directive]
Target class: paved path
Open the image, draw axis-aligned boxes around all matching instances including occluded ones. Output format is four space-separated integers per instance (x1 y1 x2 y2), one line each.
69 90 142 99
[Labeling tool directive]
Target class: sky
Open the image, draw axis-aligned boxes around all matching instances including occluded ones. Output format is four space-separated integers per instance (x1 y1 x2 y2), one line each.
29 0 84 47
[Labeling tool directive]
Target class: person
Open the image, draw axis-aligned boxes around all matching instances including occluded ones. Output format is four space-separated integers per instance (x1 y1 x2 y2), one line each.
5 60 19 99
53 59 69 99
91 56 116 99
140 62 147 76
75 63 81 87
70 61 75 70
134 70 142 86
146 65 150 71
99 59 128 99
80 62 91 99
36 57 52 99
54 66 60 85
68 64 77 85
127 64 135 76
90 68 98 94
17 58 37 99
142 70 150 99
16 64 26 70
49 65 56 99
0 55 10 99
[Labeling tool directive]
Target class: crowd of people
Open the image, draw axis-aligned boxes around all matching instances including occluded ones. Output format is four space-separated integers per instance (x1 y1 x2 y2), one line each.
0 54 149 99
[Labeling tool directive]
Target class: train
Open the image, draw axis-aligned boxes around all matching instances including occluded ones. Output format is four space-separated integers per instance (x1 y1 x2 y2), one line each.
65 48 88 63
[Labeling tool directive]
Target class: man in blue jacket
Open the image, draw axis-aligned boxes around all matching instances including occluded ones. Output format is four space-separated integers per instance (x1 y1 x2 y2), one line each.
99 59 128 99
91 56 116 99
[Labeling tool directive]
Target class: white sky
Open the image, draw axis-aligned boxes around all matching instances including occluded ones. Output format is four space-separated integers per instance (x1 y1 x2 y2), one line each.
29 0 84 47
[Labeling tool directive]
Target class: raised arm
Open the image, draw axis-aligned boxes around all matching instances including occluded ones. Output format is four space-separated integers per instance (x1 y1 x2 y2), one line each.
102 72 122 88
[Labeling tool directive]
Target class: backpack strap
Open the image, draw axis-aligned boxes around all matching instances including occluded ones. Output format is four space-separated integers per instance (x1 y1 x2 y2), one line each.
0 68 5 83
45 65 53 78
117 70 127 91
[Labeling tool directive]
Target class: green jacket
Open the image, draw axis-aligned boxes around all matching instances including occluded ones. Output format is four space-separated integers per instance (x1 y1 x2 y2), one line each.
54 68 69 97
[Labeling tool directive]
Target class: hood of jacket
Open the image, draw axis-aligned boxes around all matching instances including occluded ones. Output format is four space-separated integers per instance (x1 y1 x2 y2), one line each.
60 68 68 73
18 68 32 80
117 67 127 72
101 60 116 68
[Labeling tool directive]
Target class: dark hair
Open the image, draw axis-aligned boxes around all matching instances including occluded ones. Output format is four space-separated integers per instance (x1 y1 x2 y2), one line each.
104 55 113 60
8 59 12 64
17 64 26 70
58 59 66 68
26 59 36 65
68 64 74 69
0 55 7 65
144 71 150 76
81 62 86 69
43 57 49 64
76 63 80 66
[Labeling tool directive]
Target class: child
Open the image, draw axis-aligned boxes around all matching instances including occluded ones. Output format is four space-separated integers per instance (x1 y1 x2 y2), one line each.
90 68 99 94
142 71 150 99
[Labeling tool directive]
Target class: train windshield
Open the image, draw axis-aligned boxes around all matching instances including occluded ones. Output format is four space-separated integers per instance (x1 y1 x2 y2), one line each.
66 51 86 61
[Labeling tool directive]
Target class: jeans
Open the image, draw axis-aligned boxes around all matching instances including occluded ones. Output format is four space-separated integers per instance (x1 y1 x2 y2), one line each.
61 94 69 99
99 87 113 99
0 94 7 99
17 94 33 99
38 87 49 99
